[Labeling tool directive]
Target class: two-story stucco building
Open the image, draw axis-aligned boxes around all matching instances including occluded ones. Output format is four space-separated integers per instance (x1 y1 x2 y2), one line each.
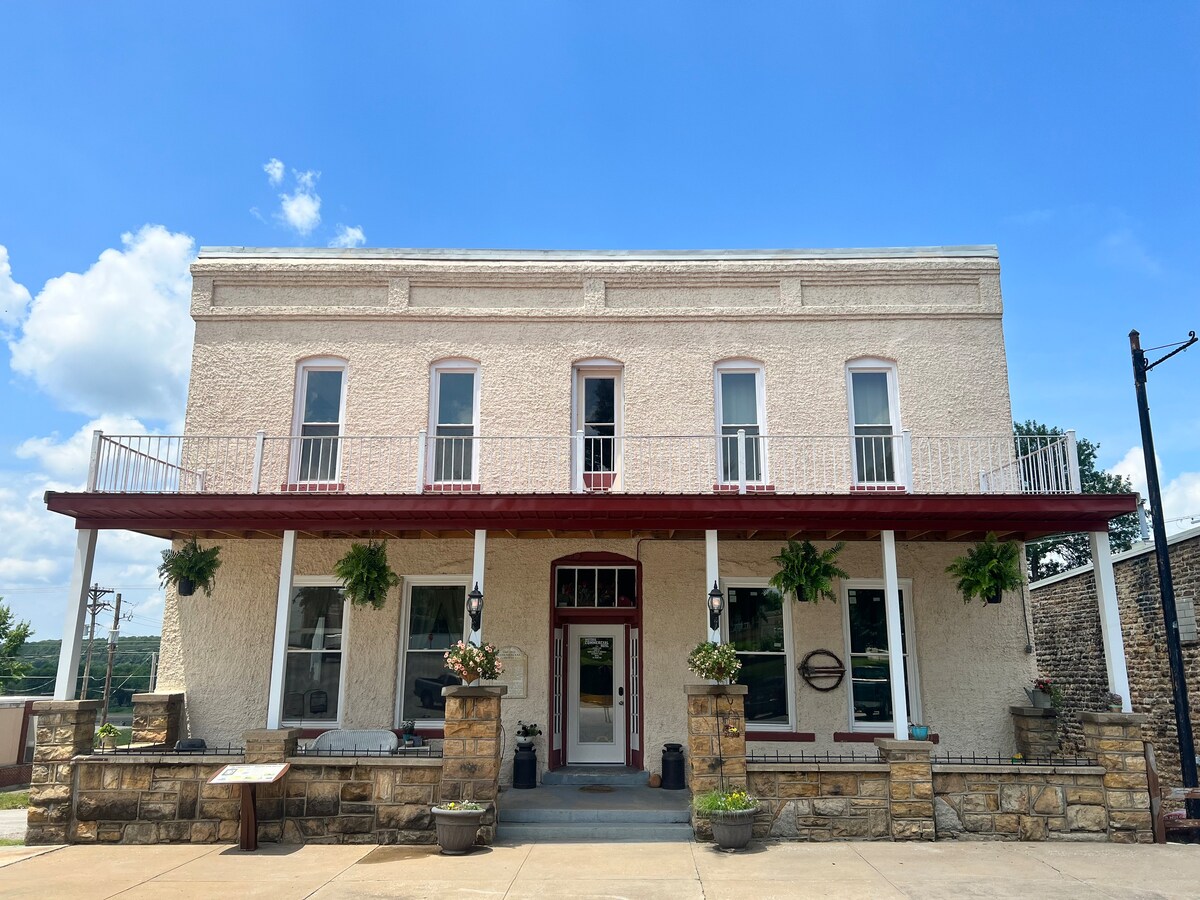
35 245 1150 846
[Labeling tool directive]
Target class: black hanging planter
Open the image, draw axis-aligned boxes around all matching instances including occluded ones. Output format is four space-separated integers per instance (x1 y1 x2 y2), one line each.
177 577 196 597
986 589 1003 604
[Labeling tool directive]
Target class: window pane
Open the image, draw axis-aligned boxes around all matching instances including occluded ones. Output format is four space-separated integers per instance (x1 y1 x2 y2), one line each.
720 372 758 425
584 378 615 426
433 433 474 482
401 651 458 721
287 587 345 650
408 585 465 650
848 588 912 725
282 652 341 722
556 568 576 607
438 372 475 425
577 636 615 743
299 427 340 481
304 370 343 424
847 589 886 653
854 433 895 483
576 569 596 607
720 426 762 482
851 656 892 723
737 655 788 723
597 568 617 607
728 587 785 652
851 372 890 426
617 568 636 607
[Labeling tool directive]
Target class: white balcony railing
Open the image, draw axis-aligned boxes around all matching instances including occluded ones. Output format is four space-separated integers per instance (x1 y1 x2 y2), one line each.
85 430 1081 497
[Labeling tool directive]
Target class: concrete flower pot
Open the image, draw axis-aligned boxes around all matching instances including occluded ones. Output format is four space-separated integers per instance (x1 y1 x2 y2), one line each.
433 806 484 854
710 806 758 851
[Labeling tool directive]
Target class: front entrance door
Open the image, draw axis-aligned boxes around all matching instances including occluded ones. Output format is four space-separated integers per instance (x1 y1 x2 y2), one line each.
566 624 626 764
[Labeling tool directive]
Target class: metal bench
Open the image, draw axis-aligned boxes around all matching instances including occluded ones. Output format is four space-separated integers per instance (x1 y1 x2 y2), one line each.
307 728 398 754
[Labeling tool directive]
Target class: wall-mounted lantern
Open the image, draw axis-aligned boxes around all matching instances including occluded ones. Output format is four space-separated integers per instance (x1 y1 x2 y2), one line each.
467 583 483 633
708 581 724 634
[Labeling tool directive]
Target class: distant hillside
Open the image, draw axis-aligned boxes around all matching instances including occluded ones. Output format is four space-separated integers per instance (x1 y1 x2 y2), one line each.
7 636 161 709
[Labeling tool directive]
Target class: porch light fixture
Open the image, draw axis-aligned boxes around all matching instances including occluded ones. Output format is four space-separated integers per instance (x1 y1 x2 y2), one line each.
708 581 724 633
467 583 483 633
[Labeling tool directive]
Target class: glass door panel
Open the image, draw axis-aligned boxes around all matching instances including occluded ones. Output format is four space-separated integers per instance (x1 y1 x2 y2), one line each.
566 624 625 763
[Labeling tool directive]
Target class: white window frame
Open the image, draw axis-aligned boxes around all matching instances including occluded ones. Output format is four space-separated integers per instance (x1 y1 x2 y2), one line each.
278 575 350 729
394 575 471 728
291 357 349 484
572 359 625 490
845 358 902 487
713 360 768 485
721 577 795 731
427 360 482 485
841 577 920 732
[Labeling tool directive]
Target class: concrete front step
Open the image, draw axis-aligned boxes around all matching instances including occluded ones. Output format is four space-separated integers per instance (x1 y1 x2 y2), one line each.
496 822 695 842
540 766 649 786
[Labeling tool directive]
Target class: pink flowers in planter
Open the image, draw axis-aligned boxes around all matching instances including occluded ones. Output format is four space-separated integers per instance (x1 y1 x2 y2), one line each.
443 640 504 683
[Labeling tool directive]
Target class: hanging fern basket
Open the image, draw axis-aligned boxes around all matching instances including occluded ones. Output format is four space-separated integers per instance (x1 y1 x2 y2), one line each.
768 539 849 604
946 533 1022 606
334 540 400 609
158 539 222 598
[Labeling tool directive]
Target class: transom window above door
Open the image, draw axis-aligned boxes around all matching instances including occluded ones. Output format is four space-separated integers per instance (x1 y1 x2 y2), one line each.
556 567 637 608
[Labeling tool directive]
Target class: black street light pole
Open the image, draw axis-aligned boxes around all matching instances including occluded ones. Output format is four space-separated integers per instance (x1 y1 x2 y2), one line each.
1129 328 1198 819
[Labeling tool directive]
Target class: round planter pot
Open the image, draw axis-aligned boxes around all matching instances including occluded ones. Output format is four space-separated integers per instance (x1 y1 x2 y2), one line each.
432 807 484 855
709 806 758 851
177 577 195 597
909 725 930 741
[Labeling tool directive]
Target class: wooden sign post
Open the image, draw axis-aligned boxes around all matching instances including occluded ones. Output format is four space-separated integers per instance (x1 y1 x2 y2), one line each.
208 763 290 851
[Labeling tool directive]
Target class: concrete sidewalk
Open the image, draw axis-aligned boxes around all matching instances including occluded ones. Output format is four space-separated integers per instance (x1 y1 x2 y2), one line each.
0 839 1198 899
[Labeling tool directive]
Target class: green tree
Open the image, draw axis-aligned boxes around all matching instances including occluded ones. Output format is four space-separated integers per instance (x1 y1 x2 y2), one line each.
1015 421 1141 581
0 599 34 695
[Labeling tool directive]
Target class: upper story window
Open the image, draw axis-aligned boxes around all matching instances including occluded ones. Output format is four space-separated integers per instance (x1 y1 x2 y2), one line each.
843 580 919 731
846 359 900 485
293 358 347 483
574 360 623 491
429 360 480 485
715 361 766 484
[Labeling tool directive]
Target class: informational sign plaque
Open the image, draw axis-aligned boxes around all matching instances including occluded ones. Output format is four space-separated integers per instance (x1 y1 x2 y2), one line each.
208 763 290 785
495 646 528 699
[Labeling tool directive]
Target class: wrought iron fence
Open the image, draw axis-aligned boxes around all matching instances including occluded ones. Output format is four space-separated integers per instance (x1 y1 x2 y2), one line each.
293 744 443 759
90 743 246 757
933 752 1099 767
747 750 883 764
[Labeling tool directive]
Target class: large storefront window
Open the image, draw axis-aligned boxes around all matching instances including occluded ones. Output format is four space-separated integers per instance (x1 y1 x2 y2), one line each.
399 583 467 722
728 585 790 726
281 585 345 724
845 584 918 729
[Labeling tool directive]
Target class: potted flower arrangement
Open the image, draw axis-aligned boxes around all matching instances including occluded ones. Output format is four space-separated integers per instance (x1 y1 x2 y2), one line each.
1027 675 1061 709
687 641 742 684
431 800 486 854
768 539 848 603
1107 692 1124 712
515 720 542 751
443 640 503 685
96 722 122 750
945 532 1022 604
399 719 422 748
334 540 399 608
157 538 222 597
694 788 759 850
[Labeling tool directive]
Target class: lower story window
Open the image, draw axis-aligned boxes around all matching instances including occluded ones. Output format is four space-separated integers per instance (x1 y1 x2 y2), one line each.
727 585 790 726
399 582 467 723
282 585 345 724
845 583 918 729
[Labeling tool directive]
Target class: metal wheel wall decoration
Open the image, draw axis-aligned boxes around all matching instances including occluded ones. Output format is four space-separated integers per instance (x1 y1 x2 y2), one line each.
799 649 846 692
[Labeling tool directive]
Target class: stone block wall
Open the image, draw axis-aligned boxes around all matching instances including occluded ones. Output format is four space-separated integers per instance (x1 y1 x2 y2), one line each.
878 739 936 840
27 700 101 844
1031 531 1200 791
438 685 505 843
933 766 1108 840
1011 707 1061 758
685 684 747 796
131 693 184 746
749 765 890 840
1081 711 1154 843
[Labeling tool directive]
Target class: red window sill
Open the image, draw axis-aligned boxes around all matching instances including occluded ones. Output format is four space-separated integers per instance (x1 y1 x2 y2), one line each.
712 483 777 493
584 473 617 491
745 731 816 742
280 482 346 493
424 483 482 493
833 731 939 744
849 484 907 493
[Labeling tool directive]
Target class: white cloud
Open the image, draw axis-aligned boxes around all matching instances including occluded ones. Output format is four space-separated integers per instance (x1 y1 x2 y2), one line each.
0 245 32 333
16 415 150 480
329 225 366 249
1099 228 1162 277
1112 446 1200 533
277 169 322 236
7 226 195 421
263 157 285 186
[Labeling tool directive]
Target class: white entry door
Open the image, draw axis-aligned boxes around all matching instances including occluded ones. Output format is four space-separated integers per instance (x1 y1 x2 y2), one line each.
567 624 626 764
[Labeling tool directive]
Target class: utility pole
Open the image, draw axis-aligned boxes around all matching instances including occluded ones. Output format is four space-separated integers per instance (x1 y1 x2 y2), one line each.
1130 328 1198 819
78 583 114 701
100 592 123 726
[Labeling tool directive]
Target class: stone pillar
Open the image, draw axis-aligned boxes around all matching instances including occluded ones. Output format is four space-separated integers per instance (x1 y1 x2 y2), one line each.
243 728 301 764
241 728 301 843
439 685 506 844
1011 706 1061 759
877 738 935 841
131 693 184 747
1080 711 1154 843
27 700 100 844
685 684 748 795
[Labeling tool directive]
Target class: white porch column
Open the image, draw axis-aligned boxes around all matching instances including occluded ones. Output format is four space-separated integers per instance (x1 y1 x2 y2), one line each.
53 529 98 700
1090 530 1132 711
265 530 297 729
470 529 486 645
881 530 910 740
705 530 721 642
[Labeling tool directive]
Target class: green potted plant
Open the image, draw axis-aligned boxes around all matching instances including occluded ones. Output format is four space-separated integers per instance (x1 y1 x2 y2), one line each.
158 538 222 597
1106 692 1124 712
431 800 486 854
515 720 542 751
687 641 742 684
334 540 399 608
945 532 1022 604
96 722 122 750
769 539 848 603
694 788 758 850
1026 675 1061 710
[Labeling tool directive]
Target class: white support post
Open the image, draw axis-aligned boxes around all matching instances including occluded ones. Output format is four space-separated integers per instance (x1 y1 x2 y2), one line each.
574 430 585 493
705 530 721 643
470 530 486 646
265 530 297 729
250 429 266 494
881 530 910 739
736 429 747 494
53 529 98 700
1090 530 1132 711
86 430 103 491
1066 429 1082 494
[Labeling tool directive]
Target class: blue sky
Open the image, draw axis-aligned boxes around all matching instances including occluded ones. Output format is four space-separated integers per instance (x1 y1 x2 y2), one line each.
1 3 1198 641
